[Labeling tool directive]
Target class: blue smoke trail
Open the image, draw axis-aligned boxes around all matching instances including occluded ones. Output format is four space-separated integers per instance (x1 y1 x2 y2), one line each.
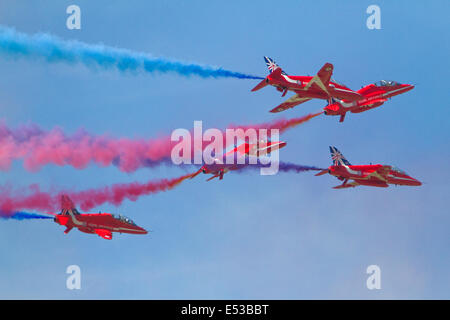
133 156 324 173
1 211 53 220
235 161 324 173
278 161 325 173
0 25 263 80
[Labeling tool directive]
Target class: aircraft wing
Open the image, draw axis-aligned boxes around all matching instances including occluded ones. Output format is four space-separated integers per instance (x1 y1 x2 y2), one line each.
206 173 221 181
94 228 113 240
303 63 333 94
302 63 362 101
364 165 392 182
251 78 269 92
333 181 360 189
270 94 312 113
315 169 328 176
334 166 392 189
206 174 219 181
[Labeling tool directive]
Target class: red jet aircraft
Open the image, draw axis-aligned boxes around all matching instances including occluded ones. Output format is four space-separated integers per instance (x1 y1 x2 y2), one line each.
190 158 248 181
225 140 287 158
190 140 286 181
324 80 414 122
53 195 147 240
315 146 422 189
251 57 363 113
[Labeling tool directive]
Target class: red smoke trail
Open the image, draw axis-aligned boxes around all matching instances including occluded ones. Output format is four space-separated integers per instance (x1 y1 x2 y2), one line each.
0 173 193 214
230 111 323 134
0 122 172 172
272 111 323 134
0 112 321 173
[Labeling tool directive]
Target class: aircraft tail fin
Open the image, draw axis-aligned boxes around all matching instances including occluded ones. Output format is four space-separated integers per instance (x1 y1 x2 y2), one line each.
264 56 287 75
60 195 80 215
317 63 333 87
329 146 351 166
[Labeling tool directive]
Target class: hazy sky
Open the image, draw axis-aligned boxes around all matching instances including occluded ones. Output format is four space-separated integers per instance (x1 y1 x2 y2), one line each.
0 0 448 299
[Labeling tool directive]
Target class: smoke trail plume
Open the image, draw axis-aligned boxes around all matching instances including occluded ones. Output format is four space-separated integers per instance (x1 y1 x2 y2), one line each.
0 112 320 173
0 25 262 80
0 173 193 214
278 162 324 173
230 161 324 174
230 111 323 134
0 122 173 172
0 211 53 220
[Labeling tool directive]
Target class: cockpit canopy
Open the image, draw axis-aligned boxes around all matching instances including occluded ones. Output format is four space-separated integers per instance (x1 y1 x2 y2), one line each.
391 166 408 175
113 214 137 226
374 80 400 87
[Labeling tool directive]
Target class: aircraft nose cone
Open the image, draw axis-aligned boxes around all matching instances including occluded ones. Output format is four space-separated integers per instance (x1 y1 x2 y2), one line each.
409 177 422 186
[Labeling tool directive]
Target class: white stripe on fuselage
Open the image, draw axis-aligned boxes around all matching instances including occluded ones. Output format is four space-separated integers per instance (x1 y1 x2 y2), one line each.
112 226 143 233
386 174 416 182
334 87 358 94
343 165 362 176
333 99 354 109
68 210 85 227
257 142 283 152
382 87 407 97
282 74 302 85
336 87 408 109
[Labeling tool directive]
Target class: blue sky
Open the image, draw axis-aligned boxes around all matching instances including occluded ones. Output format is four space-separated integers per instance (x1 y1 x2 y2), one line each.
0 0 449 299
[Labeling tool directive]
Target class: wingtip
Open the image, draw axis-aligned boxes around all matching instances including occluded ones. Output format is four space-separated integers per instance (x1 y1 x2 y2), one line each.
269 106 283 113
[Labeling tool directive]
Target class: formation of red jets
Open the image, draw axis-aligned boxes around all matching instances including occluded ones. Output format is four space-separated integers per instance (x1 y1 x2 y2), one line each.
251 56 420 188
51 56 420 240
